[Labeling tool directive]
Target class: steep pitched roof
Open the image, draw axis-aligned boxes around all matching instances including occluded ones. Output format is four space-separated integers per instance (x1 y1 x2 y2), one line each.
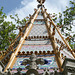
0 0 74 73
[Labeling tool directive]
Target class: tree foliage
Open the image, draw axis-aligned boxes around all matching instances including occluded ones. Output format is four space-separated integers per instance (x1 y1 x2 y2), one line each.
63 1 75 48
61 1 75 48
0 7 26 50
0 7 17 50
10 14 26 27
53 1 75 49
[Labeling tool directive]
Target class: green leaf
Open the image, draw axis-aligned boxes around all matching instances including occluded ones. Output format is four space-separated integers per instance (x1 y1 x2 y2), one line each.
1 31 3 34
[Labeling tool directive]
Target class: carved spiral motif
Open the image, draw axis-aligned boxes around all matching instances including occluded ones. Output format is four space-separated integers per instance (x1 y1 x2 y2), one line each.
37 0 45 4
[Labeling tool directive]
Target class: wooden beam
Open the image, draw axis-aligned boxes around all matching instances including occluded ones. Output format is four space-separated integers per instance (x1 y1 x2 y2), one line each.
46 13 75 58
55 52 63 71
42 7 63 72
4 7 41 72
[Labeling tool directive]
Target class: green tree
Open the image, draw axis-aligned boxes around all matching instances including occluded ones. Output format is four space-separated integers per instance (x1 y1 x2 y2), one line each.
55 1 75 49
52 1 75 49
0 7 16 50
0 7 26 50
10 14 26 27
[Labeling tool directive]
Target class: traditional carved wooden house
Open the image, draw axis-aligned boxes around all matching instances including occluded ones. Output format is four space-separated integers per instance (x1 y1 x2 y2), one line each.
0 0 75 75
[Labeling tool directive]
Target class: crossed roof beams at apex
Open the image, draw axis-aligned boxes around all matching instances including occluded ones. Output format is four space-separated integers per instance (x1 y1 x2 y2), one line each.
37 0 46 4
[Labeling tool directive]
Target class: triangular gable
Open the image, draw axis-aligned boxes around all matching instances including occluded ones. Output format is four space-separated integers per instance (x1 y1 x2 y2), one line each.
3 1 75 73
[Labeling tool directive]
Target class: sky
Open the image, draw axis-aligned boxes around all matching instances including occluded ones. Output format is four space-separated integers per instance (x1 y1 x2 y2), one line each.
0 0 74 34
0 0 73 19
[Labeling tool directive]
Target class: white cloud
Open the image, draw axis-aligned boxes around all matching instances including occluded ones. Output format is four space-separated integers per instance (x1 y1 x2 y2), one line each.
44 0 70 14
7 0 37 20
6 0 72 21
5 0 75 34
6 0 71 20
21 0 28 5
